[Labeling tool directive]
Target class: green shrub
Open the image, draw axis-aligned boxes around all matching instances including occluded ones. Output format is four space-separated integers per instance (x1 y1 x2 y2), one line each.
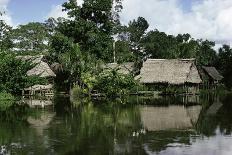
0 92 15 111
94 69 139 98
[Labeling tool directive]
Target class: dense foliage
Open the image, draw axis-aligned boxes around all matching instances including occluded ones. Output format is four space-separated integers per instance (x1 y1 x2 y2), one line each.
0 15 13 51
216 45 232 89
94 69 138 97
11 22 49 52
0 52 46 95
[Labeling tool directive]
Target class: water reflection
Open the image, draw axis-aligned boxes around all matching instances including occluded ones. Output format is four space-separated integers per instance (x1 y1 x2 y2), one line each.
140 105 202 131
22 98 53 108
0 94 232 155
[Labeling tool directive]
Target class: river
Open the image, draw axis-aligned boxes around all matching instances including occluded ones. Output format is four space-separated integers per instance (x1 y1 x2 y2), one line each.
0 94 232 155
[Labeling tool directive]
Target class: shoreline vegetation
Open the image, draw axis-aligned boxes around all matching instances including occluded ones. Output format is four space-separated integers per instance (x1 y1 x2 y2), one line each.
0 0 232 104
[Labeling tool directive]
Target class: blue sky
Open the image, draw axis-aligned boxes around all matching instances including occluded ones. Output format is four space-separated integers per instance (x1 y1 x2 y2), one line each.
1 0 232 46
8 0 66 24
5 0 195 25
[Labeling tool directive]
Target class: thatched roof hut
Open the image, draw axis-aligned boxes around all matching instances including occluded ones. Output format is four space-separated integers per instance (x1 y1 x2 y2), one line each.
104 62 134 75
16 55 56 78
202 66 223 82
136 59 202 85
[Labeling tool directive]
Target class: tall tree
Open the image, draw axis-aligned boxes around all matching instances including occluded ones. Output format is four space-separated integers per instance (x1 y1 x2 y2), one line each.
0 13 13 51
11 22 49 52
56 0 120 62
142 30 177 59
128 17 149 44
217 45 232 89
196 40 217 66
175 34 198 58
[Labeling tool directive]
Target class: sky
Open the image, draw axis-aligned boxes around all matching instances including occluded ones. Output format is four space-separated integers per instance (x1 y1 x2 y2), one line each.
1 0 232 48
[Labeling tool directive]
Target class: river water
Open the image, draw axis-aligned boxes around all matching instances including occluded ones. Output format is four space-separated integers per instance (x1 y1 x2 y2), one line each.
0 94 232 155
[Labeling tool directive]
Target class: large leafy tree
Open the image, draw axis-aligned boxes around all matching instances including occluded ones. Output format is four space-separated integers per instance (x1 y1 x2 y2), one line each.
216 45 232 89
127 17 149 60
55 0 123 62
196 40 217 66
11 22 49 52
128 17 149 45
175 34 199 58
0 13 13 51
142 30 177 59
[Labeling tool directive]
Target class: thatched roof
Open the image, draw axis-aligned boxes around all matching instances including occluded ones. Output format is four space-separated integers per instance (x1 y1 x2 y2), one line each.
140 105 202 131
137 59 202 85
16 55 56 78
202 66 223 81
104 62 134 75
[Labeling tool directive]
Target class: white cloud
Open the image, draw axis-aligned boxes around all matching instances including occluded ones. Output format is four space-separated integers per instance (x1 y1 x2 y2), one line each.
47 5 68 19
0 0 13 25
120 0 232 45
46 0 83 19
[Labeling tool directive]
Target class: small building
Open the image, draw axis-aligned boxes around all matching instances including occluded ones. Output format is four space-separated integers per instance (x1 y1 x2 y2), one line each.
17 55 56 79
136 59 202 94
104 62 134 75
17 55 56 96
201 66 223 88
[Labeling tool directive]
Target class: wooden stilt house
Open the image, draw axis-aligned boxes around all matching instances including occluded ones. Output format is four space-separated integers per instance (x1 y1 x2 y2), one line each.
136 59 202 94
17 55 56 96
201 66 224 89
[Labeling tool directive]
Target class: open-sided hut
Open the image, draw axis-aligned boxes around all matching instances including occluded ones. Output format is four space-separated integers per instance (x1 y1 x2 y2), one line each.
136 59 202 94
104 62 134 75
201 66 223 88
17 55 56 96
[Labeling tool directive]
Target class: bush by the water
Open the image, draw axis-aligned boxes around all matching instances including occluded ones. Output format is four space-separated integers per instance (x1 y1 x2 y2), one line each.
0 92 15 111
94 69 139 97
0 92 15 101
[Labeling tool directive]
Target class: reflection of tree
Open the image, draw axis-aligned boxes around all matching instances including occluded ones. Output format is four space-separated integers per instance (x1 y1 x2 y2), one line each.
48 100 143 155
196 94 232 136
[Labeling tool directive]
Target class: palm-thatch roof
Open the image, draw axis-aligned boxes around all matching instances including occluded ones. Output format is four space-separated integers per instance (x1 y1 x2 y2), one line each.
104 62 134 75
16 55 56 78
136 59 202 85
202 66 223 81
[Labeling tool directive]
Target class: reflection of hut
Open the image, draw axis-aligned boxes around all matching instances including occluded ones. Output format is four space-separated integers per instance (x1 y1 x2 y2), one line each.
27 111 55 136
23 98 53 108
201 66 223 89
104 62 134 75
136 59 202 94
17 55 56 96
140 105 202 131
27 112 55 127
